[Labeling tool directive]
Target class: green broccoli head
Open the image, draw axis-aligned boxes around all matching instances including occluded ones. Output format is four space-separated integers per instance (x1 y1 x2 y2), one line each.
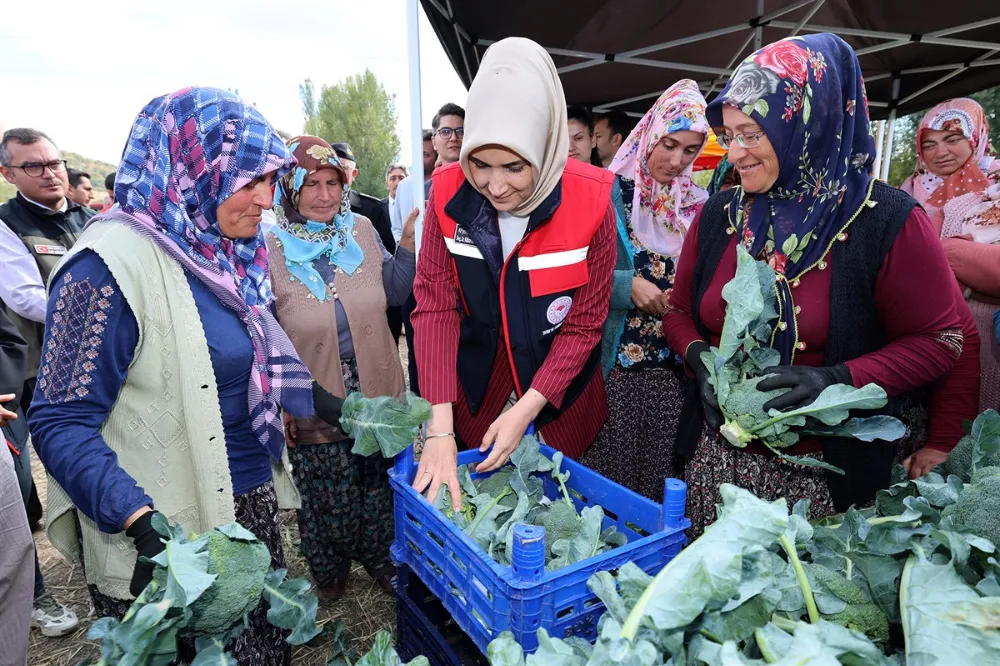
804 564 889 645
940 471 1000 548
719 376 791 447
186 529 272 636
945 434 976 481
823 603 891 645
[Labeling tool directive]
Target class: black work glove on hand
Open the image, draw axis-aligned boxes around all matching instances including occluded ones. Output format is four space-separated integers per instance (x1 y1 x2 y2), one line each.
313 381 345 427
126 511 166 597
685 341 723 430
757 364 852 412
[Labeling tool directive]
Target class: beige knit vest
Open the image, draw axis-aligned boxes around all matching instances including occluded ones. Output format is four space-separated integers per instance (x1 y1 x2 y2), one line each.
45 221 299 599
267 214 405 445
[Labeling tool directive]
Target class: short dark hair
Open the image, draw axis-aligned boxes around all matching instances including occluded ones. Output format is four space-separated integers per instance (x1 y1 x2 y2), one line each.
567 106 595 134
67 169 91 188
422 129 434 142
105 173 116 191
432 103 465 131
0 128 57 166
594 110 633 142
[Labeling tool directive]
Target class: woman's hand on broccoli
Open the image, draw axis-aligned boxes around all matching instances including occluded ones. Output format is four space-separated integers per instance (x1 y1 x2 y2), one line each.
755 364 853 412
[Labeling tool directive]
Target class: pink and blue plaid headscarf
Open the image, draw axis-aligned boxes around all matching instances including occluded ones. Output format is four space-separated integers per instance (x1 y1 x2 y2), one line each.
100 87 313 459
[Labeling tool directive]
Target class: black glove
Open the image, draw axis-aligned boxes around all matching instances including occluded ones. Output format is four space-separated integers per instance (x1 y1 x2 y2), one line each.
685 341 723 430
756 364 852 412
126 511 165 597
313 381 346 427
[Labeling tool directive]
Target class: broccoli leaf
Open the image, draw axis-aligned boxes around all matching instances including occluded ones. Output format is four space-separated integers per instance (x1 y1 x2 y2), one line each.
340 391 432 458
901 550 1000 666
716 245 767 365
802 415 908 442
762 384 890 429
354 630 430 666
262 569 322 645
620 485 789 638
151 534 217 607
487 632 526 666
191 638 237 666
548 506 605 570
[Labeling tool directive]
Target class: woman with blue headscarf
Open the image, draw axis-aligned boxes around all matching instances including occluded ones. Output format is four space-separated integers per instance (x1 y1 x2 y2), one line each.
663 35 972 536
266 136 416 603
29 88 313 664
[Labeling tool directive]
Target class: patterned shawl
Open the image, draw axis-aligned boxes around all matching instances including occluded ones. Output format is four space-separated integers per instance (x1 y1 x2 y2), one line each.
706 33 876 363
100 86 313 459
272 135 365 300
609 80 710 258
709 154 735 195
907 98 1000 232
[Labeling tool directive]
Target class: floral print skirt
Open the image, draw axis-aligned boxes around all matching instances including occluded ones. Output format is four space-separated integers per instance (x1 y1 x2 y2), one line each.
581 366 688 502
88 482 291 666
287 357 395 587
683 426 836 539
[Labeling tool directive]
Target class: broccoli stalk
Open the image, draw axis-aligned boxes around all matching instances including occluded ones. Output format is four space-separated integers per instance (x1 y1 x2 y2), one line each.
779 534 820 624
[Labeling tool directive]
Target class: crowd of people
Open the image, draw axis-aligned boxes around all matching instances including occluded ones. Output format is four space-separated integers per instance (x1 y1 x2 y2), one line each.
0 30 998 666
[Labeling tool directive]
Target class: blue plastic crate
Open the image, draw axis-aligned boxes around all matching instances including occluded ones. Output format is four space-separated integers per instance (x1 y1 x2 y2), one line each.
394 565 489 666
389 441 689 656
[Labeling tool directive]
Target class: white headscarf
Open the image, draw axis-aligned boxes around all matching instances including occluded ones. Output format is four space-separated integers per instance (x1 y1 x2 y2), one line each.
459 37 569 216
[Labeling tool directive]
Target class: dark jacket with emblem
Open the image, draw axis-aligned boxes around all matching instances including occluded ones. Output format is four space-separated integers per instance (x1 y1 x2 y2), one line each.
0 194 94 379
411 160 617 458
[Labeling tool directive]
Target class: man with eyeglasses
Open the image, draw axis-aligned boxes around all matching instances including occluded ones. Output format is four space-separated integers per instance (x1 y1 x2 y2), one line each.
396 102 466 395
0 127 83 637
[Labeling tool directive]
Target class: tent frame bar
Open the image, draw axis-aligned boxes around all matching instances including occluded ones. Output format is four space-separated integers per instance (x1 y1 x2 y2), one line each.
428 1 1000 114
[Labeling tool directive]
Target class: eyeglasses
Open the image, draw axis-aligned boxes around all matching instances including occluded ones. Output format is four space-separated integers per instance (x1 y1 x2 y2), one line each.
435 127 465 140
9 160 67 177
715 132 765 150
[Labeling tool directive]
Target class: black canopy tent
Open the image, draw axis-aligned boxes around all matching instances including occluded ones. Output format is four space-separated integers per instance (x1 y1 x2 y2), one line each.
419 0 1000 178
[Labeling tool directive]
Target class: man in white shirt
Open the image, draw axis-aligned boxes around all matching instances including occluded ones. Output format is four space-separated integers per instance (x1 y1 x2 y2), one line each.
398 102 466 394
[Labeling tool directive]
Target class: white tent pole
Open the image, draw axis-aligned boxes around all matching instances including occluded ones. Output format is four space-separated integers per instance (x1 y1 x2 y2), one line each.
406 0 425 258
879 79 902 182
873 119 886 178
789 0 825 37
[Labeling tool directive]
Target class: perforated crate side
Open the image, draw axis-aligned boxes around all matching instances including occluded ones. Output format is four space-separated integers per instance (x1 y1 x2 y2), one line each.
390 442 689 656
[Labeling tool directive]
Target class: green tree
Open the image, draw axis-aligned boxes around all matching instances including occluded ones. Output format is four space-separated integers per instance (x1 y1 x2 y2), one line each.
299 71 400 198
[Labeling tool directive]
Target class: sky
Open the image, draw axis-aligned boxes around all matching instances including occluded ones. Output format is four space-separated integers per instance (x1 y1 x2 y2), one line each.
0 0 468 167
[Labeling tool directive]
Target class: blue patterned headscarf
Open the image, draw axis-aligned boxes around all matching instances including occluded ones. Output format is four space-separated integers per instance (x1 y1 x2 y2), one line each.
271 136 365 301
103 87 313 459
706 33 876 363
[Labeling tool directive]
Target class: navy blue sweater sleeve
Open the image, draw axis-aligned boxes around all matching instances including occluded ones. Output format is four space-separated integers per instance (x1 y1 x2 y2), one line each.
28 250 153 533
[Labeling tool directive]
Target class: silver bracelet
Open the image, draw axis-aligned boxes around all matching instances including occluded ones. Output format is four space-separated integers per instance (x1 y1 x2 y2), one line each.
424 432 456 440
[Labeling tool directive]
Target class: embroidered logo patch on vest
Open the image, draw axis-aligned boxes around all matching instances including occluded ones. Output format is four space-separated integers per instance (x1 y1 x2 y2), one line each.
547 296 573 325
34 244 68 255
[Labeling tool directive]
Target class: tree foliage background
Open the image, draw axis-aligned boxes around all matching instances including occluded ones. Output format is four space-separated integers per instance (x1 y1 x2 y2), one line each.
886 85 1000 186
300 71 401 199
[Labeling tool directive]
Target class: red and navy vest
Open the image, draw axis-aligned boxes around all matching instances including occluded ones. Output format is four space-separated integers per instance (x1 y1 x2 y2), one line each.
432 160 613 426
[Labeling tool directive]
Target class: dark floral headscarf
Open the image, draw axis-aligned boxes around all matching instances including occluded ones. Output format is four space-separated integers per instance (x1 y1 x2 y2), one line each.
706 33 876 363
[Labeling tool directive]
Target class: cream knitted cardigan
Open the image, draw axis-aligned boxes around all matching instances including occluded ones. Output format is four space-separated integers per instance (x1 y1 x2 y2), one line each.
45 221 299 599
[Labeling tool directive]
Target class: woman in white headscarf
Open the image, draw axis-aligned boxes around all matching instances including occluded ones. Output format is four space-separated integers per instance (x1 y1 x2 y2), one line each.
409 37 617 509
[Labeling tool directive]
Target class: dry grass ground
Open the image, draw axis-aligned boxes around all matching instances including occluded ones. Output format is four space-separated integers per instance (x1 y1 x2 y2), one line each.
25 341 416 665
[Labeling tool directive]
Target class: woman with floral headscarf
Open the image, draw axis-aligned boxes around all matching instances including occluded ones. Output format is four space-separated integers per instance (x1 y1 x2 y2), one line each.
29 88 314 665
582 80 708 500
663 35 973 536
266 135 416 603
902 98 1000 411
